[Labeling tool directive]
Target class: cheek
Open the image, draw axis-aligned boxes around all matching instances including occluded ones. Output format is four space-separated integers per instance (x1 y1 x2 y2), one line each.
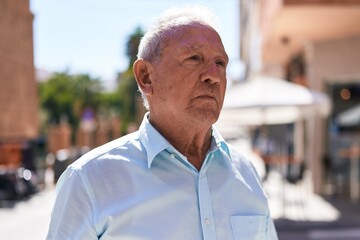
163 72 188 93
167 82 175 92
219 79 227 103
218 73 227 88
153 75 180 102
222 80 227 94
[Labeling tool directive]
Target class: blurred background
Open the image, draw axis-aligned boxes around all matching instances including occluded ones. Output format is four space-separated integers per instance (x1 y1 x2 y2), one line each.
0 0 359 239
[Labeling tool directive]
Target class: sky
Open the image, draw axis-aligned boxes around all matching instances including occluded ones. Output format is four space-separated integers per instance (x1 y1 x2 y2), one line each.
30 0 241 89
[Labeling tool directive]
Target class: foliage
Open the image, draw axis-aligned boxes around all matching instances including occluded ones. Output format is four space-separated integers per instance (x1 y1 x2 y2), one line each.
117 68 139 124
38 26 145 134
116 26 145 128
126 26 144 67
38 72 103 128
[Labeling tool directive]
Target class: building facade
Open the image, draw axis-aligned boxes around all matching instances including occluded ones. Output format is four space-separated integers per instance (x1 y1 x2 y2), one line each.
240 0 360 195
0 0 38 140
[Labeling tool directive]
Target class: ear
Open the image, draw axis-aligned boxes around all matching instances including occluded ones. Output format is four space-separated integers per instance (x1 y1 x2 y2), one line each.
133 59 153 96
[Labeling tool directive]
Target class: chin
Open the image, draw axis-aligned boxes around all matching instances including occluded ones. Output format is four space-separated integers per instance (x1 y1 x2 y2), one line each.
190 109 220 126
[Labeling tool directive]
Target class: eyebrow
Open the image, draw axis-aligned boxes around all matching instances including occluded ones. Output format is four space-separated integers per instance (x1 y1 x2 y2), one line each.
182 43 228 60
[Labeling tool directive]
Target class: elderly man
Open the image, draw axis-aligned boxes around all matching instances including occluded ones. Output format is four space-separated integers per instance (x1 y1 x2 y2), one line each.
46 6 278 240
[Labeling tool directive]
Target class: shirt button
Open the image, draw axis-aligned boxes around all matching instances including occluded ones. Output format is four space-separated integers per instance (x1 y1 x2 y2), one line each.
204 218 211 226
169 153 176 159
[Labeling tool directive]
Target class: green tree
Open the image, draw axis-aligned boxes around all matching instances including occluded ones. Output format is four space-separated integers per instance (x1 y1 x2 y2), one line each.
126 26 144 67
38 72 103 128
116 26 144 129
38 26 145 135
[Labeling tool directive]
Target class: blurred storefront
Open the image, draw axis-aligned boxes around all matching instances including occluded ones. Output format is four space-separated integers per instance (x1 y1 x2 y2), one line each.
239 0 360 196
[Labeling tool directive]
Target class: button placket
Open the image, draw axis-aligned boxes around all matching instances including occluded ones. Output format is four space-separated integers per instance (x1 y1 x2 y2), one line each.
204 218 211 226
198 166 217 240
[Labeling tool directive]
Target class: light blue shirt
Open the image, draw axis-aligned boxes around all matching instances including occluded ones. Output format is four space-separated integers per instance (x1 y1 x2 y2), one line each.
47 114 278 240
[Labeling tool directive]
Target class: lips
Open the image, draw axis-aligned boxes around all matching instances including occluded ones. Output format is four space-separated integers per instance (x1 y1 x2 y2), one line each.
197 95 214 99
194 95 217 102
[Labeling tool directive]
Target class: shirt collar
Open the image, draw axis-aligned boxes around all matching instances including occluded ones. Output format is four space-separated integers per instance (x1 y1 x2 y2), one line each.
211 125 231 158
138 113 232 168
138 113 172 168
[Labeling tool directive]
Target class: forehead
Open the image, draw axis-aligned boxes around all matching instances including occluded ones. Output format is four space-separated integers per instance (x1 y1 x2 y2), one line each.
163 23 227 55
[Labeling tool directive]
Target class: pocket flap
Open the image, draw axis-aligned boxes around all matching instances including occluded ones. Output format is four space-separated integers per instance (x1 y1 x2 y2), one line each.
230 215 266 239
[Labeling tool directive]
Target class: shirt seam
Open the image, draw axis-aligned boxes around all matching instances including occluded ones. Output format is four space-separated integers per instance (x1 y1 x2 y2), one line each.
74 132 140 168
76 167 98 235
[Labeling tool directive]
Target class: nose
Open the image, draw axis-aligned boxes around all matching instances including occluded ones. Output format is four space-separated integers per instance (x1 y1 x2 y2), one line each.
200 61 223 85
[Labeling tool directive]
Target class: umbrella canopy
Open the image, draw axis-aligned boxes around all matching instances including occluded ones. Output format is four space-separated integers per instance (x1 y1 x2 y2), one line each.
336 104 360 127
218 76 331 126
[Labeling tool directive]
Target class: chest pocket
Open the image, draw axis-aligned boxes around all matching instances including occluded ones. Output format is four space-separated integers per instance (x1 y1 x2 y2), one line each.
230 215 266 240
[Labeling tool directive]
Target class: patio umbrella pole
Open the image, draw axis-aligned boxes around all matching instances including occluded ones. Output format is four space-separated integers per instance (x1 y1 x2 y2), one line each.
350 142 360 203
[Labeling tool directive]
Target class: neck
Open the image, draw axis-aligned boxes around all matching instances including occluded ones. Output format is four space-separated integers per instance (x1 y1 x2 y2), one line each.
149 114 213 170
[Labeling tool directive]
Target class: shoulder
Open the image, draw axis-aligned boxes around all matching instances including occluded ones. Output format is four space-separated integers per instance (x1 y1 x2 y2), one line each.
56 131 148 199
70 131 146 171
227 144 254 169
226 143 264 183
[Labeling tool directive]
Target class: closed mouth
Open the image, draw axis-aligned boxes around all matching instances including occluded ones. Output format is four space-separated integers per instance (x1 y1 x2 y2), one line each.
196 95 216 100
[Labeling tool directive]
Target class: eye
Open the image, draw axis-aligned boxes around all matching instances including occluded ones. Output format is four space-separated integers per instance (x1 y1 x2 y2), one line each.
216 59 227 67
187 55 201 62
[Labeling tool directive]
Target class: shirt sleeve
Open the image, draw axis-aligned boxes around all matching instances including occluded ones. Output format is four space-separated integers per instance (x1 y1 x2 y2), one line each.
46 166 98 240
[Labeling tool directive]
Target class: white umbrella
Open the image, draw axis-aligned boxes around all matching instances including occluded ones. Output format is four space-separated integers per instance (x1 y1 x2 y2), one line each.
218 76 331 126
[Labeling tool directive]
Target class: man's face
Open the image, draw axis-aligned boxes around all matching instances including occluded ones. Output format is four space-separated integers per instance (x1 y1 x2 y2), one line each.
148 23 228 126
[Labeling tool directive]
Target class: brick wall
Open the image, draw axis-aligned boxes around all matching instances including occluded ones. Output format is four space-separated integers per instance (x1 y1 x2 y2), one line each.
0 0 39 140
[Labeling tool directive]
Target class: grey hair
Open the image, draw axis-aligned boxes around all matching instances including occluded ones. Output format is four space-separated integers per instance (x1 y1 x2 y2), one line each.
136 6 220 110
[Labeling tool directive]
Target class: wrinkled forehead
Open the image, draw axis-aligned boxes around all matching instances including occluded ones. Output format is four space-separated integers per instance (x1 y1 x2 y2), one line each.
166 21 219 40
163 22 227 54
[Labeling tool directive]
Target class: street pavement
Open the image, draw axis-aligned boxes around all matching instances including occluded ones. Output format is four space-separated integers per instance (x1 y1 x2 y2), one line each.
0 171 359 240
264 170 360 240
0 188 55 240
